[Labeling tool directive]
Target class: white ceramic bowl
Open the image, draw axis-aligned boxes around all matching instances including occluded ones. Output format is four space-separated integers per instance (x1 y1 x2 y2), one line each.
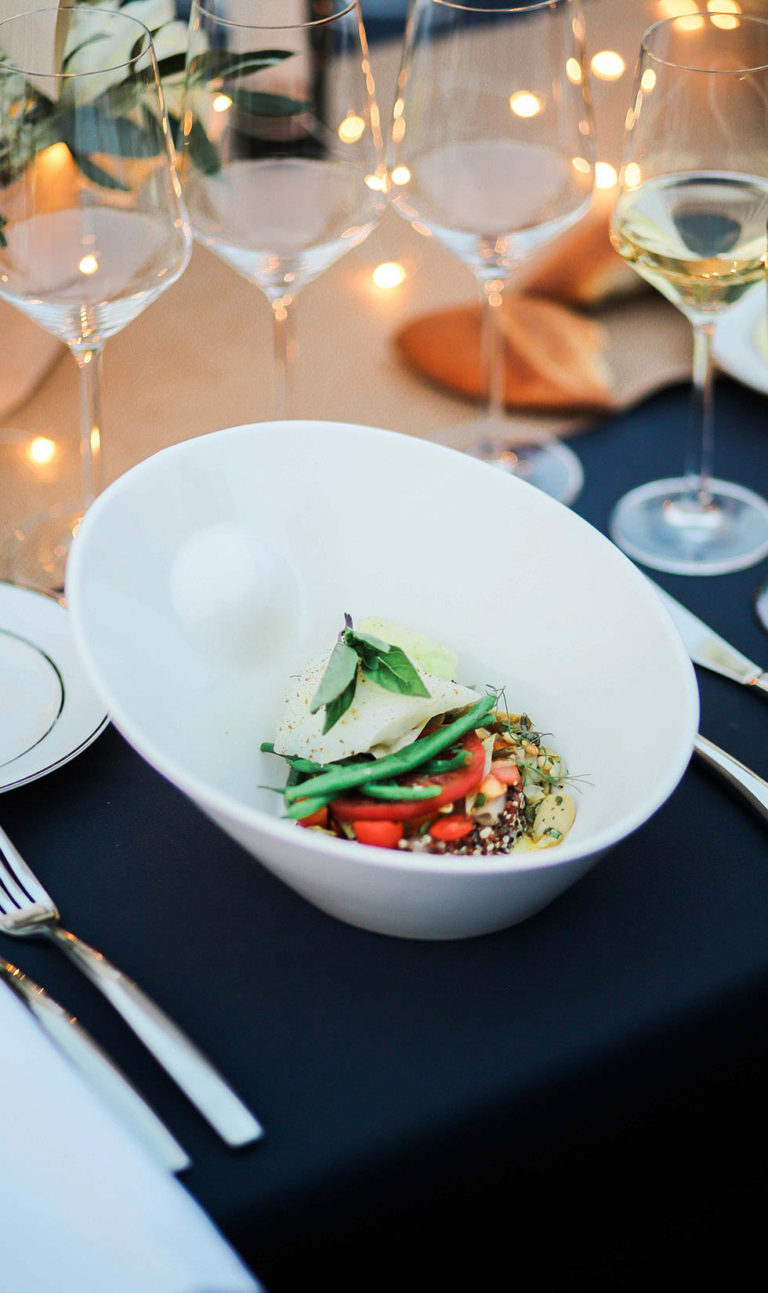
66 421 698 940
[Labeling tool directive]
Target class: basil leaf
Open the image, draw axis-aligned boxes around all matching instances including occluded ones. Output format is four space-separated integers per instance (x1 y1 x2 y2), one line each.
346 629 390 654
310 638 358 716
360 648 430 697
345 631 430 699
322 676 357 734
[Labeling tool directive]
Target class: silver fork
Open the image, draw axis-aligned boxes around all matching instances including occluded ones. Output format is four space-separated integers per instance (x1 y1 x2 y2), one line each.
0 822 262 1147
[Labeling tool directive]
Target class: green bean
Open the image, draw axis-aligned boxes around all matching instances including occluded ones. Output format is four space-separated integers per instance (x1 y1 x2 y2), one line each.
363 782 441 801
287 756 334 775
261 743 330 775
284 695 495 804
419 750 471 775
284 795 333 820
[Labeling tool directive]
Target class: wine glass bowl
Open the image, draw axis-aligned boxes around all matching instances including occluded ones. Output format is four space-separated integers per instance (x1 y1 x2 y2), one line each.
389 0 594 503
180 0 384 419
608 12 768 575
0 6 191 594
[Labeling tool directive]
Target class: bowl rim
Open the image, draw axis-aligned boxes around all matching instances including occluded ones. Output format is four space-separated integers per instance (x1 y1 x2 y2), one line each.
66 419 700 877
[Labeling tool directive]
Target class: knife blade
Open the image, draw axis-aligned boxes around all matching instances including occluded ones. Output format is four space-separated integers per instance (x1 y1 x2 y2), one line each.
0 958 190 1174
651 581 768 694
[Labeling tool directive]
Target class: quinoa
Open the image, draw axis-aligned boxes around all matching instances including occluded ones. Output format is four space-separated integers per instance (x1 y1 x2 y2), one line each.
397 788 527 856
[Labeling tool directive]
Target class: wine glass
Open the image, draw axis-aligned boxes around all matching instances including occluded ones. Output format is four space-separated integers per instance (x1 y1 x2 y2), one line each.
609 12 768 576
180 0 385 419
389 0 594 504
0 5 191 596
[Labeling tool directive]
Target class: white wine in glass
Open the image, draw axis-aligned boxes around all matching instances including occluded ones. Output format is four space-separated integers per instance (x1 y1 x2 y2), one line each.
609 12 768 575
0 6 191 595
180 0 385 420
390 0 594 503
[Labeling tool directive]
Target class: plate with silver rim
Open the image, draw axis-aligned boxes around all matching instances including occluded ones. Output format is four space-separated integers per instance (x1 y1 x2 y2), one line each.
713 289 768 395
0 581 109 793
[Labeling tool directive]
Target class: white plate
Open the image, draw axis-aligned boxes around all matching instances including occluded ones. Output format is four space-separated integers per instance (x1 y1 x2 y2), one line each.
714 289 768 395
0 582 109 792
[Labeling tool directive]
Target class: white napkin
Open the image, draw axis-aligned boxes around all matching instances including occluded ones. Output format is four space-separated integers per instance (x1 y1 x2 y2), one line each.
0 980 262 1293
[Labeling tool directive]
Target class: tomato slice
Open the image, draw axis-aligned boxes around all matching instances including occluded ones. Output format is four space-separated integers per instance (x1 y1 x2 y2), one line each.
330 731 486 823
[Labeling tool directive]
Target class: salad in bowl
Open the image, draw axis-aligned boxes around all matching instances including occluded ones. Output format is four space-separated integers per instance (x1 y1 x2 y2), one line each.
262 616 577 855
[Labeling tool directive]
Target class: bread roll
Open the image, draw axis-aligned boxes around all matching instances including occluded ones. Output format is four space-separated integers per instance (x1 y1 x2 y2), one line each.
516 190 642 306
395 294 614 412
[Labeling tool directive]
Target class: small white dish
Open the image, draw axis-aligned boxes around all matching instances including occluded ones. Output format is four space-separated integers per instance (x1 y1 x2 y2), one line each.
0 582 108 792
714 289 768 395
66 421 699 940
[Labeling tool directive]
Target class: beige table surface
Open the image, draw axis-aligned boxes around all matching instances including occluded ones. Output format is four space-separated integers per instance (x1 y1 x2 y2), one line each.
0 6 693 567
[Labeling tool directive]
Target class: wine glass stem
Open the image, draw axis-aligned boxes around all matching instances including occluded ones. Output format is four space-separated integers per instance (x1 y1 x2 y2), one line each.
271 293 296 420
685 320 715 507
73 345 104 511
481 277 506 425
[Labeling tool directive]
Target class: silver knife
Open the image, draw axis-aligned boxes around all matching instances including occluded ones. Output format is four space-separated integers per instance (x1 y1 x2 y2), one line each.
651 582 768 694
693 735 768 825
0 958 190 1174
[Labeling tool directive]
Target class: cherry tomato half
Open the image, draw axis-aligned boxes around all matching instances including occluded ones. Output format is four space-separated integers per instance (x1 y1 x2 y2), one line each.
352 820 404 848
429 814 474 842
331 731 486 823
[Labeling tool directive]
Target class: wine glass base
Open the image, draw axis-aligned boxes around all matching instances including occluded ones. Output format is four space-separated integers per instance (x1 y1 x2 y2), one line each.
435 418 584 505
755 581 768 633
3 503 83 597
609 477 768 575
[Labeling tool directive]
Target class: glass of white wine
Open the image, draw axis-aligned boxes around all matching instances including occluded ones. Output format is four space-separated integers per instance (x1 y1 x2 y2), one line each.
0 6 191 595
390 0 594 504
609 11 768 575
180 0 384 420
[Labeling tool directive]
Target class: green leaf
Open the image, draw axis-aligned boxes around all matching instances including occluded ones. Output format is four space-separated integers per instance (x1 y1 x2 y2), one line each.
310 637 358 718
59 106 156 160
185 117 220 174
187 48 294 85
322 676 357 734
345 630 430 699
230 88 310 118
0 213 7 248
156 51 187 80
69 149 130 191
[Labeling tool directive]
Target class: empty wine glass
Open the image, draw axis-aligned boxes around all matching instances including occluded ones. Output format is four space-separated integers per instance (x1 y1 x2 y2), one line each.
180 0 385 419
390 0 594 503
0 6 191 595
609 12 768 575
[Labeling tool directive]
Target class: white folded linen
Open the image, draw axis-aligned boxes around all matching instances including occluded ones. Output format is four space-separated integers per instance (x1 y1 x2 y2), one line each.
0 980 262 1293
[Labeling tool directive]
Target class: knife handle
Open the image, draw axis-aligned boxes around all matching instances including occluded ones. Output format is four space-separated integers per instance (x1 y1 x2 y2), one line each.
693 735 768 824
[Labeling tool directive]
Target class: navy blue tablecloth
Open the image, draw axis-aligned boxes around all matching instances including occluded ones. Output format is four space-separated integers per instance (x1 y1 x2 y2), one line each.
4 14 768 1290
3 372 768 1292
